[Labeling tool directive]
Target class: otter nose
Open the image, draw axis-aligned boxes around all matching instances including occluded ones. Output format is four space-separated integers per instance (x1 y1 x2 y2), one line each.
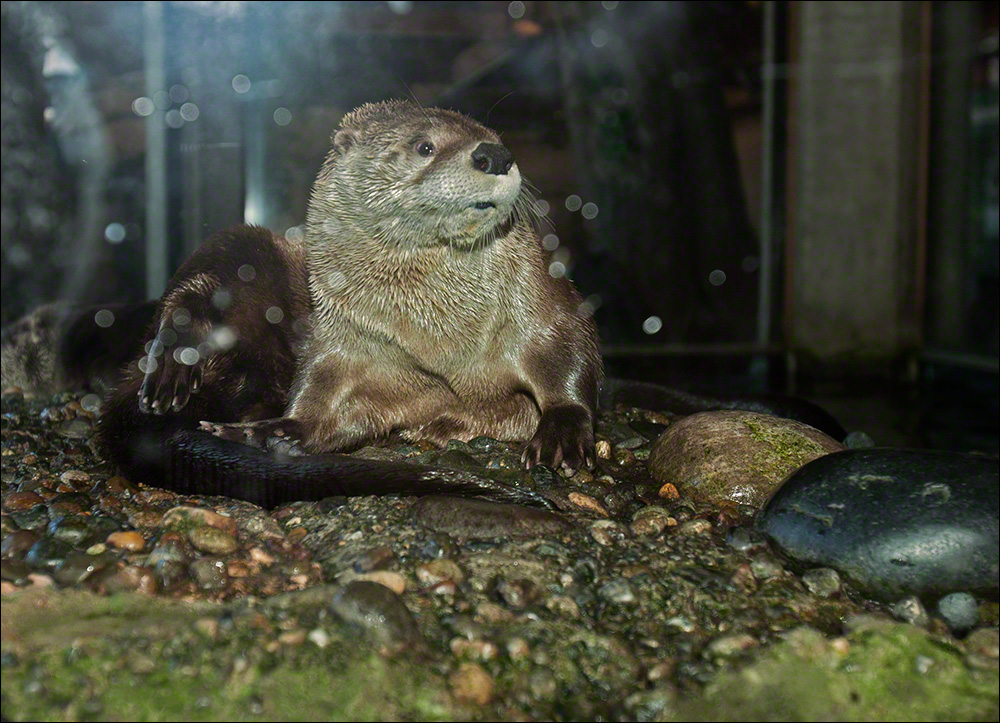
471 142 515 176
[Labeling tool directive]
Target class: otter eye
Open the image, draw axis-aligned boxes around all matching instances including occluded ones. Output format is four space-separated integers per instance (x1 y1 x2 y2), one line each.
415 141 435 157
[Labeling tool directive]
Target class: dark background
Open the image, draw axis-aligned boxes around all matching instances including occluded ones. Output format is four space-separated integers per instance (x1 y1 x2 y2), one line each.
1 1 997 455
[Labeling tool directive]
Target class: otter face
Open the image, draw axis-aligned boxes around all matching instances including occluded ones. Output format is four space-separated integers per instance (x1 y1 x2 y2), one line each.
318 101 531 251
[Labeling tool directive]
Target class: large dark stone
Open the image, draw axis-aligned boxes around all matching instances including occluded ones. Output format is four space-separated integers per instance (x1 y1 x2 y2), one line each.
755 449 999 601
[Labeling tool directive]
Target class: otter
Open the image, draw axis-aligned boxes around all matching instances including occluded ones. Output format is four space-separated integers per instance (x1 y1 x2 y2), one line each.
85 101 601 508
2 101 847 508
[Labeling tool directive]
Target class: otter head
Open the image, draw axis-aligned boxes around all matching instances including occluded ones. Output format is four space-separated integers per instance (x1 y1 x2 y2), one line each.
308 101 530 251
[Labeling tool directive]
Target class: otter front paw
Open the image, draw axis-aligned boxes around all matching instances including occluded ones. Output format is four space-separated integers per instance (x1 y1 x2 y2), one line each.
138 323 209 414
200 418 306 456
521 404 594 473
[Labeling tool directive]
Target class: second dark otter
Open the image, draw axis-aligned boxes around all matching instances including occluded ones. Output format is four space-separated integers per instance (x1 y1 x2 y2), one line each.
95 101 602 508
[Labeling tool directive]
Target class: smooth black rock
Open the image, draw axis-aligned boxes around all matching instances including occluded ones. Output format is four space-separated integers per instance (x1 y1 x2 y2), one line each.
755 448 999 601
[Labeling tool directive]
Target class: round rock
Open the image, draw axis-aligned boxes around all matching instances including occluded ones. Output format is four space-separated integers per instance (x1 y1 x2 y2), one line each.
648 410 844 509
755 448 999 601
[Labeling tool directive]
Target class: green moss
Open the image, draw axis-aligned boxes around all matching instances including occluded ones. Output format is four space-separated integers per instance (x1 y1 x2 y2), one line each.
665 624 999 722
1 589 458 722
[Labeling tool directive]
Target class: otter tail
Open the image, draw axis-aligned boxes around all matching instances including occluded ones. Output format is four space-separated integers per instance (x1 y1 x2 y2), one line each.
95 380 554 510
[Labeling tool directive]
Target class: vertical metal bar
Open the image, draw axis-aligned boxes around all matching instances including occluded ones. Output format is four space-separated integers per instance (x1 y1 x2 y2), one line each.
144 0 168 299
757 0 777 350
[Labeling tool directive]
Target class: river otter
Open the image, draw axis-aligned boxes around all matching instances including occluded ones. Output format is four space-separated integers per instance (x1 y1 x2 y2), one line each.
87 101 602 508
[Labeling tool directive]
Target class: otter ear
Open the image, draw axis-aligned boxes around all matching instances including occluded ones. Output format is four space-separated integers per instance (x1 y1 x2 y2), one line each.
332 128 358 155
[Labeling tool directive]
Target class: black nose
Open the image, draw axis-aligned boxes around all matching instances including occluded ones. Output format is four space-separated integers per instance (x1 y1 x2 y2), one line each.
471 142 514 176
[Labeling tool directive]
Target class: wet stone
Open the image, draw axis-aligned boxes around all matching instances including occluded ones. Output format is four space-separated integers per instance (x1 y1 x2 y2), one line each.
1 558 32 583
3 491 45 512
190 557 229 591
802 567 842 598
1 529 40 559
106 531 146 552
891 596 931 627
756 449 999 601
46 516 95 547
412 496 572 540
598 578 637 604
648 410 845 509
589 519 629 546
936 592 979 633
331 580 422 649
188 525 239 556
46 492 91 516
53 551 117 587
24 537 74 570
7 507 49 532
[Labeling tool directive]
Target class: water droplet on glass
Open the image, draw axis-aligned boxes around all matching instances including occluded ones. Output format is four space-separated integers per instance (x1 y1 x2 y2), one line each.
565 194 582 212
542 234 559 251
94 309 115 328
232 74 251 94
591 29 610 48
153 90 171 109
81 394 102 413
273 107 292 126
548 261 566 278
157 328 177 347
168 84 189 103
237 264 256 282
643 316 663 335
132 97 154 117
285 226 304 243
104 223 126 244
138 355 158 374
535 199 551 216
709 269 727 286
508 1 526 19
741 255 760 273
172 308 192 328
179 102 199 121
265 306 284 324
581 202 599 219
602 0 619 9
178 347 200 365
165 109 184 129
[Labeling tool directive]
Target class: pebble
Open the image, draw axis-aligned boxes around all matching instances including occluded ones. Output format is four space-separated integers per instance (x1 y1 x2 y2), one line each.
936 592 980 633
567 492 608 516
589 519 629 546
630 506 676 536
891 596 930 627
707 633 758 658
675 519 712 536
24 537 74 570
749 556 785 581
331 580 422 649
648 410 844 508
190 557 229 591
756 448 999 601
161 506 238 537
1 529 40 559
802 568 842 598
416 558 465 586
106 531 146 552
449 662 494 706
188 525 239 556
3 491 45 512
